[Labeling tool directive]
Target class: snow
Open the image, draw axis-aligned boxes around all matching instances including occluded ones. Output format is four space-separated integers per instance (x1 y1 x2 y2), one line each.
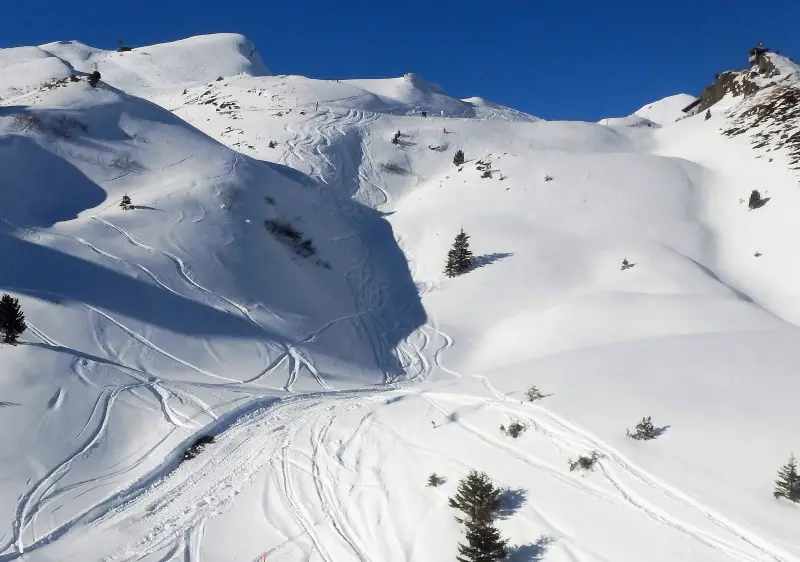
600 93 696 127
1 34 799 562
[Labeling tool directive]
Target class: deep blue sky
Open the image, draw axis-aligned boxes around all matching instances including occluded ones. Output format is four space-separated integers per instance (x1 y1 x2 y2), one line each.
3 0 799 121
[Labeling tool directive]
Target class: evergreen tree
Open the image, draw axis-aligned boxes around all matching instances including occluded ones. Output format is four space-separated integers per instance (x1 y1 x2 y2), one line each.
427 473 446 487
626 416 658 440
120 195 132 210
444 229 474 278
749 190 765 210
0 294 26 344
453 149 465 166
705 109 711 120
456 517 507 562
524 386 544 401
449 470 502 524
88 70 101 88
774 454 800 502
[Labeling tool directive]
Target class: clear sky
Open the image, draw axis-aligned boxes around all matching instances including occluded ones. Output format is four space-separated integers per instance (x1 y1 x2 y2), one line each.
3 0 799 121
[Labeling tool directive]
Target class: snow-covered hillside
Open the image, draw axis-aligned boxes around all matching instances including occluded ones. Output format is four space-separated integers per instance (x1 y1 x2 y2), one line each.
599 93 696 128
1 34 799 562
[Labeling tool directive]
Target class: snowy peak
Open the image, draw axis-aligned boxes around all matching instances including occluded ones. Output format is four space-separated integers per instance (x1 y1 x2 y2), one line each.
633 93 697 126
683 49 800 116
0 46 74 99
36 33 270 93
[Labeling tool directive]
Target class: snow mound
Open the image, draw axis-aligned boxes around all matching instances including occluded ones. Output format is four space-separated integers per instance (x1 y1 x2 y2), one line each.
598 114 659 128
39 33 270 92
341 73 537 119
601 94 696 128
0 46 73 99
633 93 696 125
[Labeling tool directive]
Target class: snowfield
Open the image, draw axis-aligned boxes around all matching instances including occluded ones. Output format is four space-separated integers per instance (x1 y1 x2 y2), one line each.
0 33 799 561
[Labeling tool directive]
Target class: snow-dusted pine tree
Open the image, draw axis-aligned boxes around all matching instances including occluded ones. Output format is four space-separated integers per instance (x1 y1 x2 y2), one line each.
774 454 800 502
449 470 501 524
0 294 26 344
444 229 474 278
453 149 465 166
120 195 133 210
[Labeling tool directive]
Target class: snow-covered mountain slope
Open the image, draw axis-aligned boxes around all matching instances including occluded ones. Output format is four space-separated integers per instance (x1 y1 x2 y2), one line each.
1 35 799 562
599 93 696 128
38 33 269 94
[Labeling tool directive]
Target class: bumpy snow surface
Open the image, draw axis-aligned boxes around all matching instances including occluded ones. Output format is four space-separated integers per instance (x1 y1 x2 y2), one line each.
0 34 799 562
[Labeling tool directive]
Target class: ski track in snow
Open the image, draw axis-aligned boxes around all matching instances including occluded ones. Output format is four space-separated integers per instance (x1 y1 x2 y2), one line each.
276 108 798 562
10 92 798 562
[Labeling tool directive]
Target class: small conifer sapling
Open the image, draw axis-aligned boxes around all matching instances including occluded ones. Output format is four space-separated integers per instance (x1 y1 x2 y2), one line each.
427 473 446 487
453 149 465 166
120 194 133 210
774 454 800 502
626 416 658 440
444 229 474 278
525 386 544 401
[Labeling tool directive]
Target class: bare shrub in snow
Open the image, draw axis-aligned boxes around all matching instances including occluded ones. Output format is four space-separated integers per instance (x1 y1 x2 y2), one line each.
11 113 43 133
265 219 317 258
500 421 527 439
379 162 409 175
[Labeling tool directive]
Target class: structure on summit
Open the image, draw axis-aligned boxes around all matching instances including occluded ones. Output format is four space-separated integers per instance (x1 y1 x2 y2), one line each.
681 42 775 116
748 41 769 64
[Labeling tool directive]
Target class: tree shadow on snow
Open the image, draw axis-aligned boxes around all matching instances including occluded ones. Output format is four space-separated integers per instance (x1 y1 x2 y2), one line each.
653 425 671 437
507 536 556 561
496 488 527 519
471 252 513 270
